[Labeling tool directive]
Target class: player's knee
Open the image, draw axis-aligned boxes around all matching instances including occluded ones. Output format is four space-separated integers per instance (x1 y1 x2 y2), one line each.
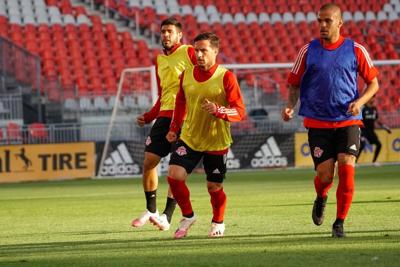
143 157 160 171
167 165 187 181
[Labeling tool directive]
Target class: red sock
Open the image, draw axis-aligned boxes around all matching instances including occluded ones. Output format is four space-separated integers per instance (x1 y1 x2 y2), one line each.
336 164 355 220
209 188 227 223
167 176 193 217
314 176 333 198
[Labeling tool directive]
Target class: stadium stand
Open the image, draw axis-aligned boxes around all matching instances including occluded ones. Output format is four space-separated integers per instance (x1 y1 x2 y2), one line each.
0 0 398 128
91 0 399 112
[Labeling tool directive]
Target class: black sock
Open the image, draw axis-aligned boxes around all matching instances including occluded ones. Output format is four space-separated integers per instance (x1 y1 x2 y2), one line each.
162 197 177 223
333 218 344 226
145 190 157 213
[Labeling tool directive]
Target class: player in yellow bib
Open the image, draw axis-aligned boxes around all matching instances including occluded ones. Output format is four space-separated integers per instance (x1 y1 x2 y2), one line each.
131 17 196 231
166 32 246 239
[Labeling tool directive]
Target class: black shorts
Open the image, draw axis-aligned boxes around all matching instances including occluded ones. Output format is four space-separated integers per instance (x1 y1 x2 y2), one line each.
308 125 360 168
145 117 172 158
169 140 227 183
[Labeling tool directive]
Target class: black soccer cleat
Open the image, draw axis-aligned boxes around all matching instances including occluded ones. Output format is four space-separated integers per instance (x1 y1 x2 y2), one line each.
312 196 327 226
332 223 346 238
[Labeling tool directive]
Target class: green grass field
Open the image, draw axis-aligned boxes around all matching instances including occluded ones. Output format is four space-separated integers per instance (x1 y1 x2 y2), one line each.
1 165 399 267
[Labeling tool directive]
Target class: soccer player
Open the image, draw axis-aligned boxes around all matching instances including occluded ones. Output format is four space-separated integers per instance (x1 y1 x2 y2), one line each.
281 4 379 237
357 96 391 164
165 32 246 239
131 17 196 231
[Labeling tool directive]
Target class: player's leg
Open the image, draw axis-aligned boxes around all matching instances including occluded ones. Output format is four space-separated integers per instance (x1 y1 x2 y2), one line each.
334 125 360 237
150 187 176 231
132 117 175 228
131 151 161 227
368 131 382 163
356 133 366 163
308 128 336 226
203 153 227 238
167 140 202 239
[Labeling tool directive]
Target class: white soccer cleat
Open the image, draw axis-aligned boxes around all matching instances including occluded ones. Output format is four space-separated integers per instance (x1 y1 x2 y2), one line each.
174 215 196 239
149 213 170 231
131 210 159 228
208 222 225 238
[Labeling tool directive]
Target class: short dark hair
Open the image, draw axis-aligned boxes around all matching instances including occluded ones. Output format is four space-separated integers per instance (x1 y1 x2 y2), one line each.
160 17 182 31
193 32 220 49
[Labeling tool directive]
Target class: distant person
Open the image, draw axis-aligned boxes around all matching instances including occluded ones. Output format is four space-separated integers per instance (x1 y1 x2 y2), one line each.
131 17 197 231
166 32 246 239
357 96 391 164
281 4 379 237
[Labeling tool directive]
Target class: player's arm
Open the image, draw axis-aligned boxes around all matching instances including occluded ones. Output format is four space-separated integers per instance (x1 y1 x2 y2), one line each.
377 121 392 133
348 77 379 116
139 64 162 126
282 84 300 121
282 44 307 121
348 43 379 116
167 72 187 142
201 71 246 122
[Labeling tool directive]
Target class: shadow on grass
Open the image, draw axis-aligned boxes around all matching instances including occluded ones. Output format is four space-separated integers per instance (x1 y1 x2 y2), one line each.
1 228 399 255
265 199 400 207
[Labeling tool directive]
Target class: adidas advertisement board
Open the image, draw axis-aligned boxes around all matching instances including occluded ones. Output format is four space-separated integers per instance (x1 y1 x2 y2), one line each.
96 141 142 177
248 136 290 168
230 133 294 169
226 148 241 169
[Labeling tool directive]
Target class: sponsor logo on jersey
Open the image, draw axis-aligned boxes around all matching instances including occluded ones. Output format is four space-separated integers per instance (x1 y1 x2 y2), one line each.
100 143 140 176
251 136 288 168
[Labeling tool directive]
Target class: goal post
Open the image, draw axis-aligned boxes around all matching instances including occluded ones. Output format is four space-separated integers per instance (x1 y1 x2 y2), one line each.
96 67 157 178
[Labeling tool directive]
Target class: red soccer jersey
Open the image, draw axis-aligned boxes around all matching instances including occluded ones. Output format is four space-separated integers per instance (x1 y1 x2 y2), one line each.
287 36 379 128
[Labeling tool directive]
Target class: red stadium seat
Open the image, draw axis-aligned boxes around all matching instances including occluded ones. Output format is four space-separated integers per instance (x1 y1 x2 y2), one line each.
28 123 48 141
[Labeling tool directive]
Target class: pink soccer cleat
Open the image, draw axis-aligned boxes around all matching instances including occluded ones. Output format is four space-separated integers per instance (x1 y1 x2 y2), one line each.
174 215 196 239
131 210 159 228
149 213 170 231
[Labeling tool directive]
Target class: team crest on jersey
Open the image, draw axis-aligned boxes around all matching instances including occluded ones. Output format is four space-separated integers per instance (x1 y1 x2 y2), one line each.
314 147 323 158
145 136 151 146
175 146 187 156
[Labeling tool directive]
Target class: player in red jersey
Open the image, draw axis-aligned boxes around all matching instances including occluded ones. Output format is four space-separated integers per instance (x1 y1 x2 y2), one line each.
166 32 246 239
282 4 379 237
131 17 196 231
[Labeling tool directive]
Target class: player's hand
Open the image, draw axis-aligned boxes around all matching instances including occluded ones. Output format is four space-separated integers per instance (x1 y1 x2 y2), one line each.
281 107 294 121
381 124 392 134
347 101 361 116
136 115 145 127
166 131 177 143
201 99 217 114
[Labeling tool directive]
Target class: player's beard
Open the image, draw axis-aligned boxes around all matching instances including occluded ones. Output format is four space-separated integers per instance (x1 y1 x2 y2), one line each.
162 39 175 51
